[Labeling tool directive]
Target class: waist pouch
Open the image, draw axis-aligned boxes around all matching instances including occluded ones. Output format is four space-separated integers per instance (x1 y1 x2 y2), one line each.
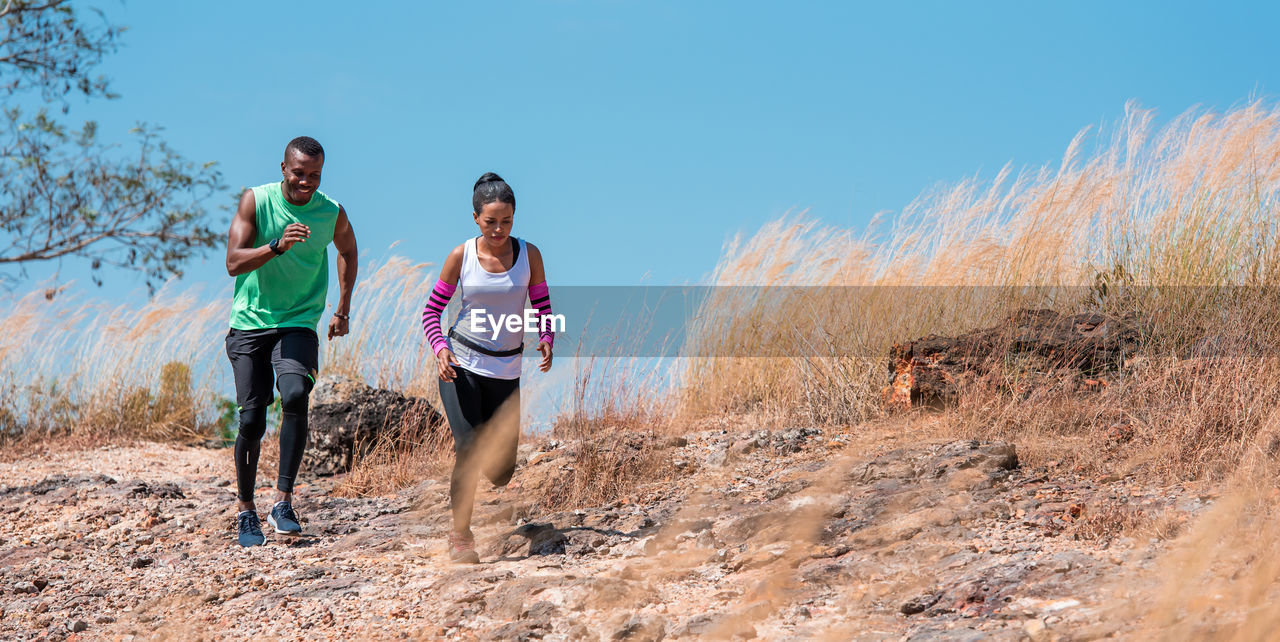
449 328 523 357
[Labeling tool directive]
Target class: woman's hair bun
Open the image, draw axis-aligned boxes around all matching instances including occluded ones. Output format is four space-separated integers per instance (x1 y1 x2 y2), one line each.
474 172 505 191
472 172 516 213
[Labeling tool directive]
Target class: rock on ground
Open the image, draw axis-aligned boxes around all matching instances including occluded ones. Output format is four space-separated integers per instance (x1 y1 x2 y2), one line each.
882 308 1140 409
305 376 446 475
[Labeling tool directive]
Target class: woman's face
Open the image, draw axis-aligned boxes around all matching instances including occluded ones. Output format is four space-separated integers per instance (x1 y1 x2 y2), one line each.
473 201 515 245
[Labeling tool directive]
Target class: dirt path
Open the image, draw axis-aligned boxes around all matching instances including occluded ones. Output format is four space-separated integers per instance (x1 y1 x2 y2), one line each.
0 426 1203 640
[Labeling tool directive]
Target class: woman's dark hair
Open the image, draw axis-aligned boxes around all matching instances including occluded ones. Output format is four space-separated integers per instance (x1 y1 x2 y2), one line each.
472 172 515 214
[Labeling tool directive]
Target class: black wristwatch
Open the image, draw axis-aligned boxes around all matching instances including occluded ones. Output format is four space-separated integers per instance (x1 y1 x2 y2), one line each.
268 238 285 255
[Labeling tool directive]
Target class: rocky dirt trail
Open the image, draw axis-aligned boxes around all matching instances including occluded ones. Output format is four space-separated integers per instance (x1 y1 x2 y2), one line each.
0 423 1211 641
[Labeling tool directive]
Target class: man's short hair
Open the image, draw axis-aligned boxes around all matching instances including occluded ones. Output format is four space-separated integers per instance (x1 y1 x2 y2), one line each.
285 136 324 159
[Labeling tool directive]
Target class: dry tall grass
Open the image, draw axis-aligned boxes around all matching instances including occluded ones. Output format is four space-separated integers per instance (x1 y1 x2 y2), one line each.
0 255 452 461
1133 412 1280 639
0 280 230 449
324 255 453 495
682 100 1280 481
323 253 439 399
527 354 677 510
337 406 454 497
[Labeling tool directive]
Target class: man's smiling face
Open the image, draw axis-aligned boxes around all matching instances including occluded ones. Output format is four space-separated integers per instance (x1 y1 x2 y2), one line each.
280 149 323 205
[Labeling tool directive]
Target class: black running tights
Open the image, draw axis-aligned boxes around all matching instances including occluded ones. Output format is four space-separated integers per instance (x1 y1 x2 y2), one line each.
234 373 311 502
439 368 520 532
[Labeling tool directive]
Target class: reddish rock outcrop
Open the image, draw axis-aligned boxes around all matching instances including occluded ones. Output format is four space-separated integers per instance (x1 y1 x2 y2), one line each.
882 309 1140 410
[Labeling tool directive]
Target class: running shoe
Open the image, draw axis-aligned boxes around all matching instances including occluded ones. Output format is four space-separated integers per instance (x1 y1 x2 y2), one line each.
237 510 266 547
267 501 302 536
449 530 480 564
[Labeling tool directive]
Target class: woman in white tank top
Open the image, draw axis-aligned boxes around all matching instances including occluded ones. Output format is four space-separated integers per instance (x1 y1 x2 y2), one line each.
447 234 532 379
419 172 556 564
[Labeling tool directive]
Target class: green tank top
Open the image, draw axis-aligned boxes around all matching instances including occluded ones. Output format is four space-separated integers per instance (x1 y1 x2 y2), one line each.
229 182 340 331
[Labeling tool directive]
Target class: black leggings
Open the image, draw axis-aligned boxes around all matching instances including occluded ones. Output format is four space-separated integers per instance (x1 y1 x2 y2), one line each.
234 373 311 502
439 367 520 532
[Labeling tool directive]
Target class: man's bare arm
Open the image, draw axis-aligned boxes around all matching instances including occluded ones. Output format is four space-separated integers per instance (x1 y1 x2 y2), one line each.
328 205 358 339
225 190 311 277
333 206 357 314
225 191 270 276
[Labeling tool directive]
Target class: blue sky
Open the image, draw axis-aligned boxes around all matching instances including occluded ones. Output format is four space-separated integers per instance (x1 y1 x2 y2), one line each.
15 0 1280 295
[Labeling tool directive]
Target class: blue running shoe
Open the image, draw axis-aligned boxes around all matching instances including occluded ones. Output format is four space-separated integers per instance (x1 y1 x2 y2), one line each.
237 510 265 547
267 501 302 536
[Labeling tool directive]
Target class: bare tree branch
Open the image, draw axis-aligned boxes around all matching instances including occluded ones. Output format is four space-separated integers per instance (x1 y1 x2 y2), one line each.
1 0 121 104
0 3 224 292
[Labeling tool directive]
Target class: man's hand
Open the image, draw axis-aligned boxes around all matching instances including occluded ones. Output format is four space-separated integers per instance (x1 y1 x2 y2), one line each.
278 222 311 251
537 341 553 373
328 314 349 340
437 348 460 382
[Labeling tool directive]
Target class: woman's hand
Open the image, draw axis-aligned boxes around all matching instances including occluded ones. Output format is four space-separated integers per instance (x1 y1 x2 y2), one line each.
437 348 460 382
537 341 553 372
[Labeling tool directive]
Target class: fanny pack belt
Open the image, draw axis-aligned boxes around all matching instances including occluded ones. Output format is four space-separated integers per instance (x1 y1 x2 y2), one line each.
449 328 524 357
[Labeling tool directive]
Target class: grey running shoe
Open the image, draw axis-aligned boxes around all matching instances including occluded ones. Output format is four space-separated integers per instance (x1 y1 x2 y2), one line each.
237 510 265 547
449 530 480 564
267 501 302 536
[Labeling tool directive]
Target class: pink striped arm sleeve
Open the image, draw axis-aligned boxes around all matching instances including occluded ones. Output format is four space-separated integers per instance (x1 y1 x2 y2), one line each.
421 279 456 356
528 281 554 348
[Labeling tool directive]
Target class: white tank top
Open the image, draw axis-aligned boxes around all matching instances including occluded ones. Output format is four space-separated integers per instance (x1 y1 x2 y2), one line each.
447 237 530 380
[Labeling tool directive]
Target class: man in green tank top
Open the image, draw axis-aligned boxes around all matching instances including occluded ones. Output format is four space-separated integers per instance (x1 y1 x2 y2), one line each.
223 136 358 547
